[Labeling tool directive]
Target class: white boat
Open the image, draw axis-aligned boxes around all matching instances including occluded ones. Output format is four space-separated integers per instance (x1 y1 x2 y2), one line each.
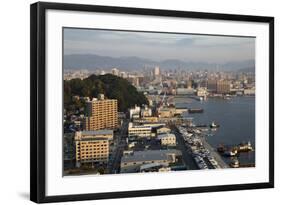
210 121 220 128
224 150 237 157
230 158 239 168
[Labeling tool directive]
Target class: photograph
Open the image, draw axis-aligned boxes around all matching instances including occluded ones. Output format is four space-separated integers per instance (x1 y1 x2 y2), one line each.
63 28 256 176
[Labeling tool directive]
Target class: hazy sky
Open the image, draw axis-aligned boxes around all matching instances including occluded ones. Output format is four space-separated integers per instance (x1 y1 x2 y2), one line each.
64 28 255 63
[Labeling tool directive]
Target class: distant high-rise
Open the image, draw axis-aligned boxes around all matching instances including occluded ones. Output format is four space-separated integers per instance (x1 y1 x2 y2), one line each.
154 66 160 76
111 68 119 76
187 80 193 88
217 80 231 94
84 94 118 130
207 79 217 92
207 79 230 94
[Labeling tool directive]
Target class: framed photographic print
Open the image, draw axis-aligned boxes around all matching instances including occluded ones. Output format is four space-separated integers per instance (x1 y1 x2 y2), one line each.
30 2 274 203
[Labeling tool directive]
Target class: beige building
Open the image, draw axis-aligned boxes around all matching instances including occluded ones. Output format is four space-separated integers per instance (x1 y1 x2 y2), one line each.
217 80 231 94
244 87 255 95
133 116 159 123
84 94 118 130
128 122 153 138
157 133 176 146
156 127 171 134
197 87 208 97
75 130 113 167
157 107 176 118
154 66 160 76
207 79 231 94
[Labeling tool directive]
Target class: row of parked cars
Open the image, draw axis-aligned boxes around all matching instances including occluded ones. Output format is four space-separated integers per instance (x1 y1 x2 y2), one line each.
177 126 221 170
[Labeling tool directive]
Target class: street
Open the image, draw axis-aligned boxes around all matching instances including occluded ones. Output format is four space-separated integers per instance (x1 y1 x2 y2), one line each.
172 129 198 170
109 120 129 173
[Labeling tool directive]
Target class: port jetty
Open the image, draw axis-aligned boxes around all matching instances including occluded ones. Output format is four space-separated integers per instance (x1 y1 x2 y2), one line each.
174 124 228 170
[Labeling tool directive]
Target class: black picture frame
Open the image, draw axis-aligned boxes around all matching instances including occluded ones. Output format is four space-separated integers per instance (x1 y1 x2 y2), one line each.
30 2 274 203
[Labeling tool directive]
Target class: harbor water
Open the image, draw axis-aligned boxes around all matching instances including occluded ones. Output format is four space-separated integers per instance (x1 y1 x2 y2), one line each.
175 96 255 166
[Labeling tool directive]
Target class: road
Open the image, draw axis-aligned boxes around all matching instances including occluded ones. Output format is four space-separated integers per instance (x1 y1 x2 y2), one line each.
173 128 228 169
109 120 128 173
172 130 198 170
201 137 229 168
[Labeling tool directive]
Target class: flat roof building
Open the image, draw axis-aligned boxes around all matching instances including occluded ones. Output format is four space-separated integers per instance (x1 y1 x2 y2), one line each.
207 79 217 92
217 80 231 94
157 133 176 146
75 130 113 167
84 95 118 131
75 130 114 141
129 105 141 119
157 107 175 118
120 149 182 173
140 163 171 172
156 127 171 134
128 122 153 138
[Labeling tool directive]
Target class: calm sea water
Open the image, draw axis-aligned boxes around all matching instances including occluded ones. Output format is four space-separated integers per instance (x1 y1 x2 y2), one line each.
175 96 255 165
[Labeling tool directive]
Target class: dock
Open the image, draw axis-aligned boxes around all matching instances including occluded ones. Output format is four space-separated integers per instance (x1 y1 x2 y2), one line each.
174 125 229 170
200 137 229 168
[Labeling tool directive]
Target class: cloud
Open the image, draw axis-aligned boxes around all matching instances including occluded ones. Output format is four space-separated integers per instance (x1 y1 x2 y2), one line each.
63 28 255 63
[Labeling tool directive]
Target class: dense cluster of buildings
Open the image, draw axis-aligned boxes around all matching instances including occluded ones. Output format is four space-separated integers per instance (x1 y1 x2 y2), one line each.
64 65 255 175
64 69 92 80
65 94 119 170
120 102 185 173
64 66 255 98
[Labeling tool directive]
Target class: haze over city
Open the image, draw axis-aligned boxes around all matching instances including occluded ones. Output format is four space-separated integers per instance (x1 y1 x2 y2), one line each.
64 28 255 70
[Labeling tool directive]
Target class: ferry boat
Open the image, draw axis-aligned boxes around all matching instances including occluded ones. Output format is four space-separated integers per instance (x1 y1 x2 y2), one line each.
223 95 232 100
238 141 253 152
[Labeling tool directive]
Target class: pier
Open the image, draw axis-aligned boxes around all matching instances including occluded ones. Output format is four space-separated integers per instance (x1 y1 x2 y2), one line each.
200 137 228 168
173 125 229 170
173 130 199 170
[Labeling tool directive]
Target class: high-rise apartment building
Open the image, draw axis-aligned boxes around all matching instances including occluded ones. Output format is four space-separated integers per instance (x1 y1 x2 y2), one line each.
217 80 231 94
207 79 217 92
207 79 231 94
84 94 118 131
154 66 160 76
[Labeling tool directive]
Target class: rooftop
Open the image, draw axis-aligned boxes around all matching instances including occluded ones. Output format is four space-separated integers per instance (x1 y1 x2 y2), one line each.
79 130 113 136
140 162 168 170
121 149 181 163
157 133 176 140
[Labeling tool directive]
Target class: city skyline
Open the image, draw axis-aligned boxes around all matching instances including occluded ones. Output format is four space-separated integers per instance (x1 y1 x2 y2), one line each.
63 28 256 176
64 28 255 64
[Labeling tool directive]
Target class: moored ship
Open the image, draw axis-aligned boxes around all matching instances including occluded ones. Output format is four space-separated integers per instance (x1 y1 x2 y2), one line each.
188 108 204 113
210 121 220 128
237 141 253 152
217 141 253 157
223 149 238 157
230 158 240 168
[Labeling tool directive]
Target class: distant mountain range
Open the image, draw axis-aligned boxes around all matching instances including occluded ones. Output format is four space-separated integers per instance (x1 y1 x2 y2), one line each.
64 54 255 72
